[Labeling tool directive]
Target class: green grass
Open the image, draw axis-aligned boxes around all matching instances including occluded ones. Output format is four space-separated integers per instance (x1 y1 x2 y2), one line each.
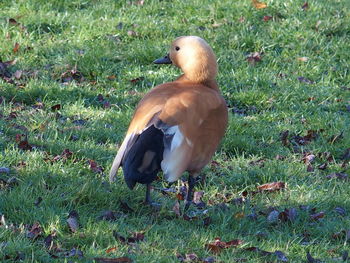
1 0 350 262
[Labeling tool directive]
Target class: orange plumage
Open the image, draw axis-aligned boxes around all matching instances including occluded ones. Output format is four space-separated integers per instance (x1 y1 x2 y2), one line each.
109 36 228 208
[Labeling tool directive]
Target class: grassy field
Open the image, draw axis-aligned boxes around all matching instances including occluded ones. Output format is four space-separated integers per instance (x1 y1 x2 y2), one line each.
1 0 350 262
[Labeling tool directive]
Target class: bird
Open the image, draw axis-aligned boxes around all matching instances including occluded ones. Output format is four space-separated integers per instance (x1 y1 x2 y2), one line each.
109 36 228 210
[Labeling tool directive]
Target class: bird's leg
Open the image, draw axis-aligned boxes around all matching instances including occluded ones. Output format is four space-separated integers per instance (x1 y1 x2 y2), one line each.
145 184 160 208
145 184 152 204
184 174 196 212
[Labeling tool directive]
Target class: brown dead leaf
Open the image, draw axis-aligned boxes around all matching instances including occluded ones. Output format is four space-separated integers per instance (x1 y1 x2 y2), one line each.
127 30 138 37
173 201 181 217
302 2 309 10
113 231 145 244
130 77 144 83
105 247 118 254
297 57 309 62
18 137 33 151
317 163 327 170
310 211 325 221
67 210 79 232
246 52 262 65
252 0 267 9
9 18 20 26
26 222 42 240
257 181 285 192
13 42 20 53
280 130 289 146
13 70 23 79
51 104 61 111
263 16 272 22
88 160 104 174
205 238 243 254
278 208 298 222
238 16 245 23
107 75 116 80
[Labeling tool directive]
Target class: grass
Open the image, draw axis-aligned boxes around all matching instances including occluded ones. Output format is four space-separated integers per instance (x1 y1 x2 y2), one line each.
0 0 350 262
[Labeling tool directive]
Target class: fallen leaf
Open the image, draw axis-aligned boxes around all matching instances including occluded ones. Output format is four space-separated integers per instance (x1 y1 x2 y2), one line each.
302 153 315 164
310 211 325 221
9 18 20 26
130 77 144 83
238 16 245 23
94 257 132 263
98 210 118 221
88 160 104 173
306 252 322 263
60 67 85 83
302 2 309 10
252 0 267 9
18 138 33 151
26 222 42 240
279 208 298 222
184 253 199 262
106 247 118 254
274 251 288 262
193 191 205 208
44 231 58 251
297 57 309 62
263 16 272 21
64 248 84 258
298 76 314 84
34 197 43 207
173 201 181 217
246 52 262 65
317 163 327 170
267 210 280 223
107 75 116 80
67 210 79 232
13 42 20 53
113 231 145 244
127 30 138 37
13 70 23 79
326 173 348 180
51 104 61 111
205 238 243 254
0 167 10 174
202 256 216 263
280 130 289 146
257 181 286 192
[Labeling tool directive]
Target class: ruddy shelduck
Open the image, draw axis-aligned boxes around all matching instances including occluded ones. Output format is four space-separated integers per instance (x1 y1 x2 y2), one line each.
109 36 228 209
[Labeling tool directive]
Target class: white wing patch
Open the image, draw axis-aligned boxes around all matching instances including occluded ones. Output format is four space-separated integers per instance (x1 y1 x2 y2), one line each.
161 125 192 182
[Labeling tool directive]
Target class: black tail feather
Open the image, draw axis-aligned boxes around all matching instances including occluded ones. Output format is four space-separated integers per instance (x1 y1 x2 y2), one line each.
122 125 164 189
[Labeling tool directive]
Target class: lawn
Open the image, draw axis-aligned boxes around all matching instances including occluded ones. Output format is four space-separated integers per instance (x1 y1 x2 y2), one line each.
1 0 350 262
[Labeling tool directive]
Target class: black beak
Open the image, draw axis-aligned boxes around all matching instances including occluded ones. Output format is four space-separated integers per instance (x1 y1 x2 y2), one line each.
153 54 172 64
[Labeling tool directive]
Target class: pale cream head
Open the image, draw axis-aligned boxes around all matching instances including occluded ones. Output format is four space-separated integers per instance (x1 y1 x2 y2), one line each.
169 36 218 83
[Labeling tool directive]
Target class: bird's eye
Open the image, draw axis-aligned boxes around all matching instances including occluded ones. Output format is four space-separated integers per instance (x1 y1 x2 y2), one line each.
175 46 180 51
